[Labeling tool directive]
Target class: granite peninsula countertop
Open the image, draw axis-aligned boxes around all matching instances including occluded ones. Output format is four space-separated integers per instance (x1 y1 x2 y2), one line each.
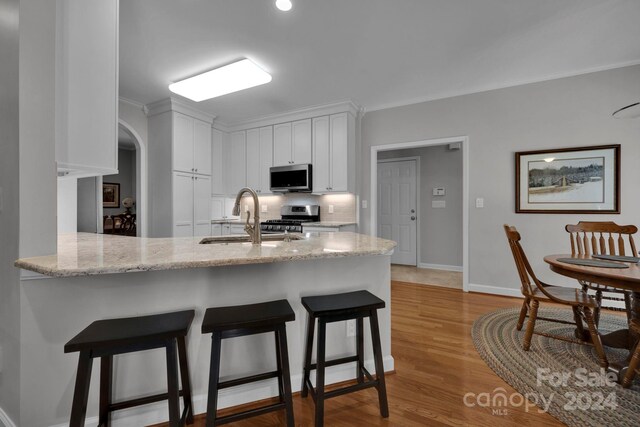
303 222 357 227
15 232 396 278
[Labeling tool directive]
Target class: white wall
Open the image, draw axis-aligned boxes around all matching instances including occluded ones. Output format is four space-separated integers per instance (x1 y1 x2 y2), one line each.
378 145 463 267
360 64 640 293
0 0 21 423
57 178 78 233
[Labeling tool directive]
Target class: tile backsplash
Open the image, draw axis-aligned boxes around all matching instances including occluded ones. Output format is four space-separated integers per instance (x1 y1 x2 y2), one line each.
238 193 357 223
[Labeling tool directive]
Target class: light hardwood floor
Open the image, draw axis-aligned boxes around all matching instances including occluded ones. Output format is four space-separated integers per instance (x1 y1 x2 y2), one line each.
391 265 462 289
151 282 563 426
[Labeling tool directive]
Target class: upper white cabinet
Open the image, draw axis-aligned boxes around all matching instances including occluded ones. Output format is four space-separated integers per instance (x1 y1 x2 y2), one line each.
312 112 356 193
226 131 247 195
211 128 226 195
273 119 312 166
172 112 211 175
246 126 273 194
55 0 119 176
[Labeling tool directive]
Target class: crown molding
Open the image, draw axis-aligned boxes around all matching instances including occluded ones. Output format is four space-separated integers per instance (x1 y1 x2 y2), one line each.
119 96 145 110
145 97 216 124
364 60 640 114
225 99 363 132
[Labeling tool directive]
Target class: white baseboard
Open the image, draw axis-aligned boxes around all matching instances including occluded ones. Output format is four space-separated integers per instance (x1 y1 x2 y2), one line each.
48 356 394 427
467 283 523 298
417 263 463 272
0 407 17 427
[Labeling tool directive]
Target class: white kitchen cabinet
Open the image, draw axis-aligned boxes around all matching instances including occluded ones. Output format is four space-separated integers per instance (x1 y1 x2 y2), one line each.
147 99 215 237
222 223 231 235
194 119 212 175
230 224 246 235
55 0 119 176
273 119 311 166
292 119 312 164
226 131 247 195
246 126 273 194
211 128 225 195
194 175 212 236
172 172 211 237
312 112 355 193
211 224 222 236
172 172 194 237
273 123 292 166
172 112 211 175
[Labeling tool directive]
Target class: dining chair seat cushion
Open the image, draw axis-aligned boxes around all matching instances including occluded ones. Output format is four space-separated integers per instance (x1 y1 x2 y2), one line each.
532 286 597 307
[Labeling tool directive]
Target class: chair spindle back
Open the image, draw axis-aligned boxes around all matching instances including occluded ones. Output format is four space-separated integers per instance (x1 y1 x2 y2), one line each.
565 221 638 257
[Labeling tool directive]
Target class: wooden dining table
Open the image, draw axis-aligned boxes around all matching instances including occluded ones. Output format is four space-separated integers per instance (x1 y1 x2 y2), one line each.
545 254 640 382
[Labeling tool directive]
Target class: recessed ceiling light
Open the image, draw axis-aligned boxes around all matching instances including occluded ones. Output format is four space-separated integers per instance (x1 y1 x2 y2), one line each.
168 59 272 102
275 0 292 12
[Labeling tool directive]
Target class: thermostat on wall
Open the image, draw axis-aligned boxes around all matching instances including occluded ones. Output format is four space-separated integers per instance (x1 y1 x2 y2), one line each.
433 187 445 196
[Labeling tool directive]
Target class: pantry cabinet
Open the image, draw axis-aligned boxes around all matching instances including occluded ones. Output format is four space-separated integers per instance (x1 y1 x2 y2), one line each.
147 98 215 237
172 112 211 175
172 172 211 237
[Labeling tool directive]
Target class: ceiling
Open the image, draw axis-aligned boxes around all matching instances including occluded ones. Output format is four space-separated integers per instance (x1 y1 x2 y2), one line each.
119 0 640 125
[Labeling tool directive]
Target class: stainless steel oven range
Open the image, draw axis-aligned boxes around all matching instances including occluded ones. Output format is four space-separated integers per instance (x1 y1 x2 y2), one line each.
260 205 320 234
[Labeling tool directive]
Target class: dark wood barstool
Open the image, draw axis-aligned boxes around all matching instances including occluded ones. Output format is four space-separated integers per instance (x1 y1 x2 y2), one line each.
64 310 195 427
202 299 295 427
300 290 389 427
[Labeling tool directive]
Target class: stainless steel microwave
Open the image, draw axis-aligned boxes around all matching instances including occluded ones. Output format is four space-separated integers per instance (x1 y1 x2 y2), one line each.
270 164 313 193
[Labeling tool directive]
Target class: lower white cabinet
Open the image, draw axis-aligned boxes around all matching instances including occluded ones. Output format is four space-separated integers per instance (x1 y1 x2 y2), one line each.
230 224 245 234
172 172 211 237
211 224 222 236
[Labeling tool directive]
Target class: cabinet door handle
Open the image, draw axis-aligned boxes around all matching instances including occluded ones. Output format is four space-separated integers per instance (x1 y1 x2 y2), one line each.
195 177 198 180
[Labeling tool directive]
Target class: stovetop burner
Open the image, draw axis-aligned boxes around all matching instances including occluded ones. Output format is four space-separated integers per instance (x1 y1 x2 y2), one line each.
260 205 320 233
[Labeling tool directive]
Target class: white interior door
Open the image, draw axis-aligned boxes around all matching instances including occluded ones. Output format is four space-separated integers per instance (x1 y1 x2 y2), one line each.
377 160 417 265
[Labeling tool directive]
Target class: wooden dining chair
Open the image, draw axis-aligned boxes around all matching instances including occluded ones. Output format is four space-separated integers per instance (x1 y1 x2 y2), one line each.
566 221 637 326
622 319 640 388
503 225 608 368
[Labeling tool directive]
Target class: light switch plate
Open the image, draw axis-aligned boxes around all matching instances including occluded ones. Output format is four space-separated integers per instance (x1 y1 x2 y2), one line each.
432 187 445 196
476 198 484 208
362 200 368 209
328 205 334 214
432 200 446 208
261 204 268 213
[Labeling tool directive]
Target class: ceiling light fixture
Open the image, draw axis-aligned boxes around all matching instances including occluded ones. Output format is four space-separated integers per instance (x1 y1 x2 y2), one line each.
275 0 292 12
612 102 640 119
544 157 555 163
168 58 272 102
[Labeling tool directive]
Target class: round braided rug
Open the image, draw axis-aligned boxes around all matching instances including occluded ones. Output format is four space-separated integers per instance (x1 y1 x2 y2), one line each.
472 307 640 426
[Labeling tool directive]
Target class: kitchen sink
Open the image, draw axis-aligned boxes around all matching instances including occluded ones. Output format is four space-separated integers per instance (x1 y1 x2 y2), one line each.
199 234 305 245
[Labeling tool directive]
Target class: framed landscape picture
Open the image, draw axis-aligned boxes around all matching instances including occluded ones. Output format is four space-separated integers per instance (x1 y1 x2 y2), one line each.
516 145 620 214
103 182 120 209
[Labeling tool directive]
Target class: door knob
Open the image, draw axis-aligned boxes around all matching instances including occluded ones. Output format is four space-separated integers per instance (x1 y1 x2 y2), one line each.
410 209 415 213
411 216 416 221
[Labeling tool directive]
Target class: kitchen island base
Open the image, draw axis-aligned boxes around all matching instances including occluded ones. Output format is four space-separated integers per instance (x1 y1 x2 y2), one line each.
19 254 392 427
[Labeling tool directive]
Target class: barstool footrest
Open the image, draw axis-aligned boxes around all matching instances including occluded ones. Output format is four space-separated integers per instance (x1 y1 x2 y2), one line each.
108 389 185 411
309 355 359 371
218 370 280 390
215 402 286 425
304 377 380 402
